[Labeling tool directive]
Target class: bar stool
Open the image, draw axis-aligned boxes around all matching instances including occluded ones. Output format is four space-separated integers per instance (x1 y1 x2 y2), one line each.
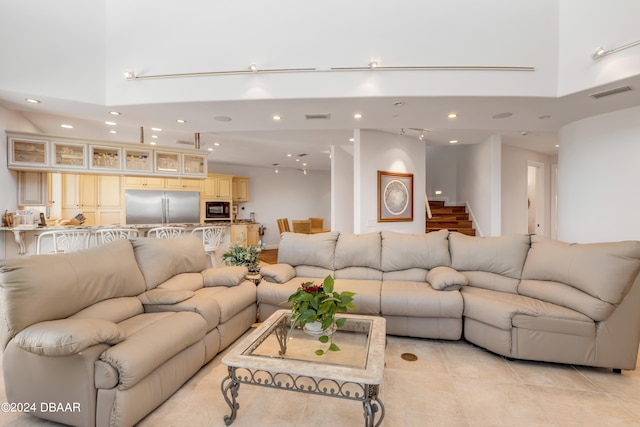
147 226 187 239
94 228 140 245
192 226 226 267
35 230 91 254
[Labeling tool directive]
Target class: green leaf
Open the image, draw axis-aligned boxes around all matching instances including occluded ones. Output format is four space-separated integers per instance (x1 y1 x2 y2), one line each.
318 335 329 343
335 318 346 328
329 343 340 352
323 275 334 293
315 349 325 356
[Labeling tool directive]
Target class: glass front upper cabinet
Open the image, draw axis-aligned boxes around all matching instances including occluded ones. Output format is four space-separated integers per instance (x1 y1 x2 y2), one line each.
8 137 49 168
124 147 153 173
154 151 181 174
90 145 122 171
52 141 87 170
182 153 206 176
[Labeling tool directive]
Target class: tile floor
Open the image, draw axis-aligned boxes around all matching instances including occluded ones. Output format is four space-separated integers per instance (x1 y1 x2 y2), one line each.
1 335 640 426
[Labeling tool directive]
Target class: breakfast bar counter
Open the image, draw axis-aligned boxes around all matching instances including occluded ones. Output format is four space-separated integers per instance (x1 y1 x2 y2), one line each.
0 222 233 259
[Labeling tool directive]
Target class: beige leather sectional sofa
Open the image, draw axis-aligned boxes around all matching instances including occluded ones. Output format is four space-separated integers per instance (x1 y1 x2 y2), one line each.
258 230 640 371
0 235 257 427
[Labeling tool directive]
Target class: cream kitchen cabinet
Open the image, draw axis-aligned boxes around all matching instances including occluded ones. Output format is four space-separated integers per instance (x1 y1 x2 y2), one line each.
232 177 250 203
165 177 203 191
203 174 232 200
8 137 49 169
230 223 260 247
123 176 165 189
17 171 50 206
62 174 123 225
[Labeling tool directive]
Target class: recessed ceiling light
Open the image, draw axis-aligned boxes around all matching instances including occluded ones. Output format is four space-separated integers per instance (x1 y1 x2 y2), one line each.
208 148 213 152
26 98 41 104
149 142 156 145
296 158 300 162
151 127 162 132
60 124 73 129
354 113 363 119
110 130 117 134
105 121 117 126
287 153 292 157
349 137 355 142
214 116 232 122
449 140 458 144
109 111 121 116
555 144 559 148
272 115 281 121
152 135 158 139
448 113 457 119
177 119 186 124
214 142 221 146
435 190 443 195
303 163 307 166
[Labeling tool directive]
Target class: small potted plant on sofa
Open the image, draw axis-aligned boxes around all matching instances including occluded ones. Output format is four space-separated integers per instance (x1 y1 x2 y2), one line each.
288 275 356 355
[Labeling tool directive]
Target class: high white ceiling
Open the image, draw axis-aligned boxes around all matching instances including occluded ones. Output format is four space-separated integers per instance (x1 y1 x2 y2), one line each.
1 1 639 172
2 75 640 171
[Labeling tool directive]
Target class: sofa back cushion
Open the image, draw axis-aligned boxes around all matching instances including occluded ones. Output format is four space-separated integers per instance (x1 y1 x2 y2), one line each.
520 236 640 319
0 239 145 348
450 232 531 293
131 235 209 290
277 231 339 270
381 230 450 272
334 233 382 279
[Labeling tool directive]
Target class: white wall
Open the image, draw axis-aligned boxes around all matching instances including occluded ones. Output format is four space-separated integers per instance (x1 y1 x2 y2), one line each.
425 145 461 203
558 105 640 243
457 135 502 236
209 163 330 249
501 144 554 236
354 130 426 234
558 0 640 96
331 145 354 233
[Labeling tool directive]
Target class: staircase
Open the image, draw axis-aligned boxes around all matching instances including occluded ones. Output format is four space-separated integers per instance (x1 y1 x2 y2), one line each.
426 201 476 236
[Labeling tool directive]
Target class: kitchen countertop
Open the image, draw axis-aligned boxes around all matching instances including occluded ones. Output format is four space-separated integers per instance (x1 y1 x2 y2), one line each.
0 222 235 231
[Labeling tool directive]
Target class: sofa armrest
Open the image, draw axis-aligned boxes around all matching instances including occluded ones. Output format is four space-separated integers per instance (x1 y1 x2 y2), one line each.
202 266 248 287
259 263 296 283
427 266 469 291
13 319 125 357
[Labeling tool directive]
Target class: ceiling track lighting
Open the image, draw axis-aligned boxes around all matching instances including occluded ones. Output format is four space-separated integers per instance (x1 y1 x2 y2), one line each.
125 64 534 81
140 126 144 144
194 132 200 149
592 39 640 60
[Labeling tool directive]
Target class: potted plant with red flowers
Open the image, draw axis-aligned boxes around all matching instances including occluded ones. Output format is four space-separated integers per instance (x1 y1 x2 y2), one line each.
288 275 356 355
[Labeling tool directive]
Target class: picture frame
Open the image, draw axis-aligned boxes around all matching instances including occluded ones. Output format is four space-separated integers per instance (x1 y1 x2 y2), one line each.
377 170 414 222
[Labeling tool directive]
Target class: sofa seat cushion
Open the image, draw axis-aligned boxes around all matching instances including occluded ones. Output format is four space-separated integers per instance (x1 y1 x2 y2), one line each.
333 279 381 315
100 311 206 390
461 287 593 332
257 278 307 312
191 282 256 323
142 291 222 331
138 289 195 305
381 281 463 318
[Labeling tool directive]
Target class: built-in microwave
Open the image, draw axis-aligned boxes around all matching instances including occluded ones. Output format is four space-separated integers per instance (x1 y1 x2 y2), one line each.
205 201 231 220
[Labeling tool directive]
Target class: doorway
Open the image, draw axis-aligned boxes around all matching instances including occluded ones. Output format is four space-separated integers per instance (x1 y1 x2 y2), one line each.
527 161 545 235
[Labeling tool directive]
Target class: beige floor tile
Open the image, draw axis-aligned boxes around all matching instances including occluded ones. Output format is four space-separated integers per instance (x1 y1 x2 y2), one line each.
440 344 520 383
506 359 601 392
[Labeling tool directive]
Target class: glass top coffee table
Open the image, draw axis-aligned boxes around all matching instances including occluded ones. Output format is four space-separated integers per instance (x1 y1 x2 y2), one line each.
221 309 386 426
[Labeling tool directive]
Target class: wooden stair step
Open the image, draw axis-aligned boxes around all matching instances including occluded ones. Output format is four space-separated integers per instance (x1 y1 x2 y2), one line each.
430 206 467 214
427 220 473 228
426 227 476 236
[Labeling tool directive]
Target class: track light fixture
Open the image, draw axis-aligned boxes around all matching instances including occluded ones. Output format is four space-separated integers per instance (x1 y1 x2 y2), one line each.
592 39 640 60
249 63 258 72
124 71 136 80
368 60 379 69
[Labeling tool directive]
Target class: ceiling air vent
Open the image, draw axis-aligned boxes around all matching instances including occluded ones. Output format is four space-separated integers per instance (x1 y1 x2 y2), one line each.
589 86 633 99
305 113 331 120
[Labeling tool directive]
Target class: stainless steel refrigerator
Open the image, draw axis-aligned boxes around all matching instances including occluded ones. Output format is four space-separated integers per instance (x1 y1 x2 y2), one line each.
125 190 200 224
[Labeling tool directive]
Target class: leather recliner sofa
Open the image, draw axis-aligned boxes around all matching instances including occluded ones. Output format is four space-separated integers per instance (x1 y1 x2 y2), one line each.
258 230 640 371
0 235 257 427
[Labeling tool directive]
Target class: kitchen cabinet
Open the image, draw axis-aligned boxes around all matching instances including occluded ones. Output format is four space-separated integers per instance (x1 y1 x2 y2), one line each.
230 223 260 247
204 174 232 200
165 177 203 191
90 145 121 171
232 177 250 203
61 173 123 225
182 154 207 176
123 176 165 189
52 141 87 170
17 171 49 206
8 137 49 169
124 148 153 174
154 151 180 174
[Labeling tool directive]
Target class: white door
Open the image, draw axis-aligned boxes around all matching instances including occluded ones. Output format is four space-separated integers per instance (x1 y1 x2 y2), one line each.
527 161 545 236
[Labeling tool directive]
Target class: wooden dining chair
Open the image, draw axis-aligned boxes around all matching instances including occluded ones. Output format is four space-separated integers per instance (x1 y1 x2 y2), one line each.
292 220 311 234
309 217 324 229
277 218 291 234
